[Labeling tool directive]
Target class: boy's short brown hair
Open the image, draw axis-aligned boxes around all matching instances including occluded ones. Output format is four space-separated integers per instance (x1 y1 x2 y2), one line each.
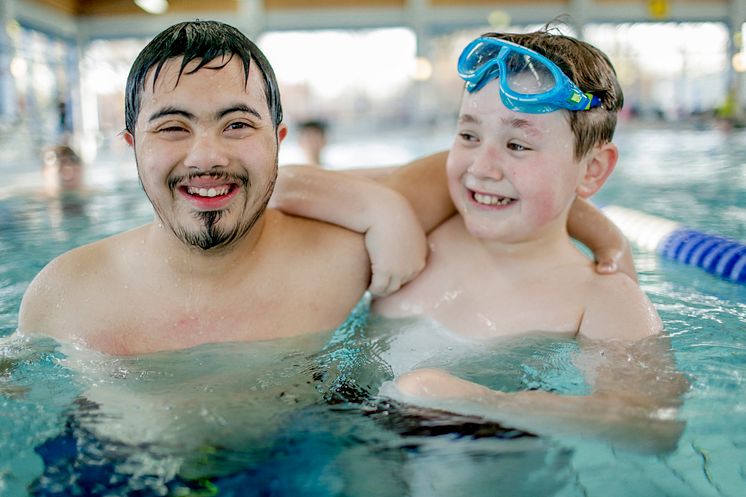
484 29 623 160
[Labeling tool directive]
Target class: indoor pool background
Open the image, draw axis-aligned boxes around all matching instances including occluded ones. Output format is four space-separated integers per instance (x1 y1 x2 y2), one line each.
1 124 745 497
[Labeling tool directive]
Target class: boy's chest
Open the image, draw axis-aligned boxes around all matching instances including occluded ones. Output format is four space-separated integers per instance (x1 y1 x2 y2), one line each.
374 245 590 339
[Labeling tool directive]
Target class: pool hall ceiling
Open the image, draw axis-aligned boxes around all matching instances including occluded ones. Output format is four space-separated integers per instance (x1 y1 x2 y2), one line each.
15 0 737 40
24 0 734 17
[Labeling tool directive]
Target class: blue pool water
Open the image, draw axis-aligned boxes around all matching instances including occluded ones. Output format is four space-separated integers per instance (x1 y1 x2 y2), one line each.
1 124 745 496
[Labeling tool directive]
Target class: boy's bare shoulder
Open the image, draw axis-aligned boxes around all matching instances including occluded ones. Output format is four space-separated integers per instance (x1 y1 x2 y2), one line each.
579 271 662 341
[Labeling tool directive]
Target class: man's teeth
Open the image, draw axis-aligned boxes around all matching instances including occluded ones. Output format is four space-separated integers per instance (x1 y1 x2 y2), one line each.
474 192 513 206
187 186 229 197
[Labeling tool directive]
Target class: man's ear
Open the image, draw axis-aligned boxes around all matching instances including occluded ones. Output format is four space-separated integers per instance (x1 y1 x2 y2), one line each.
277 123 288 144
123 131 135 148
576 142 618 198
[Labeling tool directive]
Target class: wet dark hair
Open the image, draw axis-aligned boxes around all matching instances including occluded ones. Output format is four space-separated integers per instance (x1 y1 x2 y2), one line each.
483 27 624 160
298 119 328 133
124 20 283 134
44 145 81 166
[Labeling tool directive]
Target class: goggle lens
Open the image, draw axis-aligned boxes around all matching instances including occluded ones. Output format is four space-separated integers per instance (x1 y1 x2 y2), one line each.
503 52 557 95
461 42 503 77
457 37 601 113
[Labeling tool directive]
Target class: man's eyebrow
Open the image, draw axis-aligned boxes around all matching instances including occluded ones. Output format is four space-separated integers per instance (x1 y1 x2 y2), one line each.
147 104 263 123
147 107 195 122
216 104 262 121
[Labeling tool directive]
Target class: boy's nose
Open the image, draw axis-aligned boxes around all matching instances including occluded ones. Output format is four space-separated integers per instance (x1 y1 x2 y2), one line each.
468 145 504 180
183 132 230 170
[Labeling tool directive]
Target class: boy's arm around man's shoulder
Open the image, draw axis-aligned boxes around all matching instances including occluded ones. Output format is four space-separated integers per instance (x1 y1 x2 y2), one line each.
271 151 453 296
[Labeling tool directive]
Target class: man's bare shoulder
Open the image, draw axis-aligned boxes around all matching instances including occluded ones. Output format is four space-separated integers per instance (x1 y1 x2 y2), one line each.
580 271 662 341
265 208 369 266
18 227 146 337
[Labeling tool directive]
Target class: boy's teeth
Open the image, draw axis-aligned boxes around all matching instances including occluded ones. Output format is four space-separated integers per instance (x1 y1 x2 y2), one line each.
188 186 229 197
474 192 513 206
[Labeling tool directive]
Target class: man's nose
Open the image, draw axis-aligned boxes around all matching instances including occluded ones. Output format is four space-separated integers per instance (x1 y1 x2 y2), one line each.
183 132 230 170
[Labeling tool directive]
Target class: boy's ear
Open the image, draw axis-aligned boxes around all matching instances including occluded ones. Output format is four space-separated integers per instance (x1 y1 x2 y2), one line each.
123 131 134 148
576 142 618 198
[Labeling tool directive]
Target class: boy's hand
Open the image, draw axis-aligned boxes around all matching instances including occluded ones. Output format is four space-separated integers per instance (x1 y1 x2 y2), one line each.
271 165 428 297
365 202 427 297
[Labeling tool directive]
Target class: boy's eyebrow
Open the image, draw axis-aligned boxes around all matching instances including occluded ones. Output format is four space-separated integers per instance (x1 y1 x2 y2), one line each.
503 116 542 136
147 104 263 123
458 113 481 125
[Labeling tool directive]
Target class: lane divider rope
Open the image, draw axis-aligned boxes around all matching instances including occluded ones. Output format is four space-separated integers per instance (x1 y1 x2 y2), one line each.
603 206 746 285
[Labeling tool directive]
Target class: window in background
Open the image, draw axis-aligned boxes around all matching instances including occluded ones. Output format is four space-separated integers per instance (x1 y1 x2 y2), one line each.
585 22 729 122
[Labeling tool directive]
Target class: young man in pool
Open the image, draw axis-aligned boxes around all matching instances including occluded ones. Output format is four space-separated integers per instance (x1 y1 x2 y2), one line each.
17 20 628 356
17 20 436 355
274 30 687 450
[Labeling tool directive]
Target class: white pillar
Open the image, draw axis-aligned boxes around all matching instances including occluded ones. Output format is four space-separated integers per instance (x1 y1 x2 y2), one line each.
729 0 746 121
236 0 266 40
0 0 18 119
568 0 590 39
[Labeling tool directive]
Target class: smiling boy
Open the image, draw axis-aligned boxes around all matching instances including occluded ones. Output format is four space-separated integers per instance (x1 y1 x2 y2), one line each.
274 29 686 451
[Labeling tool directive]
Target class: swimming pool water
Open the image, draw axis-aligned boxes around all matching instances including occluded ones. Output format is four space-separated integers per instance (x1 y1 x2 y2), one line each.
1 125 745 497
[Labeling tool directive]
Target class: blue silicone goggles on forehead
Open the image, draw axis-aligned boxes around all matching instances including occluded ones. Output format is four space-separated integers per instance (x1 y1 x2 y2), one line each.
457 37 602 114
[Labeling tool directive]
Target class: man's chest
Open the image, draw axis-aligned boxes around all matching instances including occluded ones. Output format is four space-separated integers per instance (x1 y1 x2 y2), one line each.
78 279 358 354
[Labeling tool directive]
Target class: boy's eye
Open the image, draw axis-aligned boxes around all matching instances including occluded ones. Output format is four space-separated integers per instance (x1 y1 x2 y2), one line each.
507 142 530 152
458 131 478 142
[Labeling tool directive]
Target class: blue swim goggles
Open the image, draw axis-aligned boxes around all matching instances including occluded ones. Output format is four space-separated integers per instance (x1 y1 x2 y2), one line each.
457 37 602 114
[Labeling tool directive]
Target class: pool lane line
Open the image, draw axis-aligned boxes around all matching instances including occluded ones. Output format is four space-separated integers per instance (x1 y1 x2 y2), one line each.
602 206 746 285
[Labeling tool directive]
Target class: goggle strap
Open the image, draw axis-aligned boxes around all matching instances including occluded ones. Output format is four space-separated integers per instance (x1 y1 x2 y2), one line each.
585 93 603 110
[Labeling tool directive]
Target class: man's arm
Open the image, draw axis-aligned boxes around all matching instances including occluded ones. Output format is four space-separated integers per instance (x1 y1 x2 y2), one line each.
568 198 637 282
336 163 634 278
391 334 687 453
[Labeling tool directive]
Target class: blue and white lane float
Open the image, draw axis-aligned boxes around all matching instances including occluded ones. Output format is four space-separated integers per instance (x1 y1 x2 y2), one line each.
602 206 746 285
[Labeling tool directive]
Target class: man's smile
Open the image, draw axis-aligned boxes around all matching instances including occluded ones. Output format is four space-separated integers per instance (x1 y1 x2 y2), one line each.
172 173 248 210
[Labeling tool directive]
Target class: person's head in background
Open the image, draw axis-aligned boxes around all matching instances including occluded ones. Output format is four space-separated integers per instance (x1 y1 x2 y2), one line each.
297 119 328 165
42 145 84 196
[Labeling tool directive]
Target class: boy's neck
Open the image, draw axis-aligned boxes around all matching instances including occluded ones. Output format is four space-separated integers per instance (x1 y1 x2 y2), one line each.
479 229 579 265
473 214 577 260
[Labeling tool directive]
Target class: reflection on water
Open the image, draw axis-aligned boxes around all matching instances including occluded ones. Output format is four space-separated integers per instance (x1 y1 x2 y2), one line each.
2 313 587 497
